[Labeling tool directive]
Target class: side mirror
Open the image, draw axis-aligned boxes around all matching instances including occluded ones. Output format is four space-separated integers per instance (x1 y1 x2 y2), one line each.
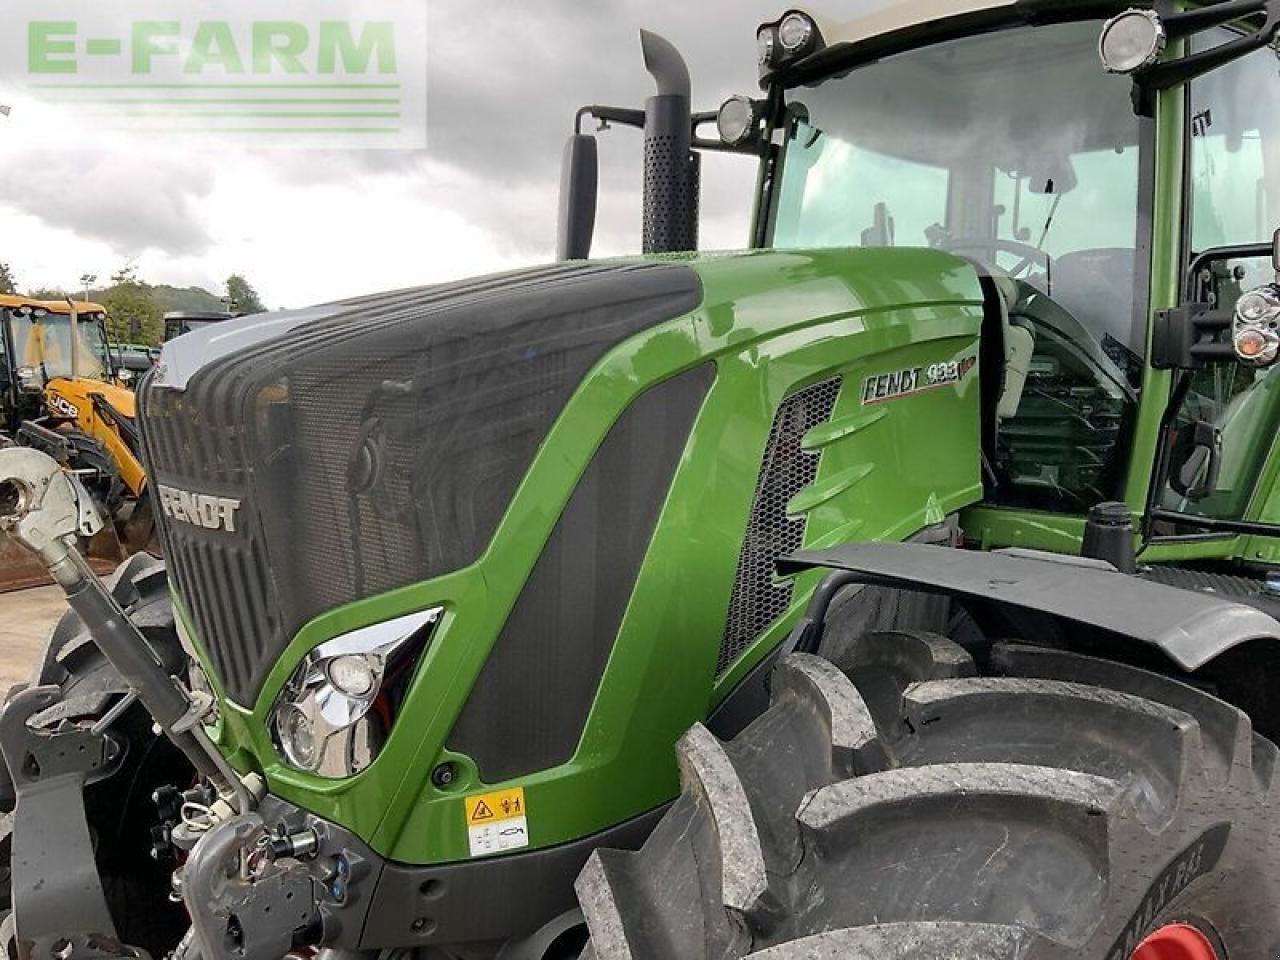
556 133 598 261
1169 420 1222 501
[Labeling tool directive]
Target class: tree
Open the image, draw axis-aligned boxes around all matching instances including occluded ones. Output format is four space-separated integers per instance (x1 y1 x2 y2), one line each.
0 262 15 295
101 276 162 345
27 287 70 301
225 274 266 315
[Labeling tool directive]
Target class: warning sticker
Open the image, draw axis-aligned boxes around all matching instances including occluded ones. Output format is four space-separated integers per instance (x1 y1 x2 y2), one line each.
464 787 529 857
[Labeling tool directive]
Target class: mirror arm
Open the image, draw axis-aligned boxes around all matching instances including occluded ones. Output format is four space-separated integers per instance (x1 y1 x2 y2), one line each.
1185 242 1274 300
1152 304 1234 369
1142 0 1279 92
574 105 645 134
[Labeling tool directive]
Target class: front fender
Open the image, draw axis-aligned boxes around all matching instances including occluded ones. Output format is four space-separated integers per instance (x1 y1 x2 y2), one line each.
779 542 1280 672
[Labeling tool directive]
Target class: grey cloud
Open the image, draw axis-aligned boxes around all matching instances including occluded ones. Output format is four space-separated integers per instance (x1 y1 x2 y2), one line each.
1 1 882 270
0 150 217 256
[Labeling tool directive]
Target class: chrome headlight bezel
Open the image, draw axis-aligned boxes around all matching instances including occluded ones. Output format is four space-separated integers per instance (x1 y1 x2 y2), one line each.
271 606 441 778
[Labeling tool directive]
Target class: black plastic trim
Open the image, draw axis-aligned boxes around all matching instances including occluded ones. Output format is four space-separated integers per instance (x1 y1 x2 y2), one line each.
359 796 669 948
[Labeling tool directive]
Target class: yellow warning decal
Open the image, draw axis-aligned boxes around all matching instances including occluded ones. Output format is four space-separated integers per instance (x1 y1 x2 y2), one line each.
465 787 525 825
464 787 529 857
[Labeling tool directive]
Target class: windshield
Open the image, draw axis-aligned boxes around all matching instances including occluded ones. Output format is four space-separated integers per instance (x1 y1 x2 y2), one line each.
769 20 1148 512
7 309 110 386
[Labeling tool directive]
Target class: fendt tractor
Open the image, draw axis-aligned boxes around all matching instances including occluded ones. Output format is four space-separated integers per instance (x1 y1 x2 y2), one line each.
5 1 1280 958
0 295 152 588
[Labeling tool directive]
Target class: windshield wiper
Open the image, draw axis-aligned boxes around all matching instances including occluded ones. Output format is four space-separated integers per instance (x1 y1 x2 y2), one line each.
1036 192 1062 297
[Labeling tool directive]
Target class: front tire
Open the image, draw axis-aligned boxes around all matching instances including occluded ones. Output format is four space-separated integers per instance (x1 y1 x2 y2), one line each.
1 557 191 958
577 633 1280 958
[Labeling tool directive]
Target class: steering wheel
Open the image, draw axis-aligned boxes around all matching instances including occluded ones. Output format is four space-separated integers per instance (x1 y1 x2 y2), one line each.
935 237 1050 278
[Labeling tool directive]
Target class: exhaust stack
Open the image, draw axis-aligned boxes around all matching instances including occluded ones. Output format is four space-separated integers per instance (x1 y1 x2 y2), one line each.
640 30 699 254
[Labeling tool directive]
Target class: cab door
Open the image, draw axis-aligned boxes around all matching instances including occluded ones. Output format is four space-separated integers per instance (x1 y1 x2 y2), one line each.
1143 27 1280 561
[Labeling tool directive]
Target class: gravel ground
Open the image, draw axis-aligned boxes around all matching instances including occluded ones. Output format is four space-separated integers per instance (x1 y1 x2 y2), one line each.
0 586 66 691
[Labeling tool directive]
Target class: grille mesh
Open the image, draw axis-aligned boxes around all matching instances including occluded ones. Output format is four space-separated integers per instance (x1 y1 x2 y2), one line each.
717 377 842 676
140 386 277 703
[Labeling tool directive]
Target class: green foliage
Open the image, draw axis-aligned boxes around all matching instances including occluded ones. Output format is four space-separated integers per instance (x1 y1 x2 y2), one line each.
152 284 227 314
226 274 266 315
100 265 163 344
11 265 261 344
26 287 70 301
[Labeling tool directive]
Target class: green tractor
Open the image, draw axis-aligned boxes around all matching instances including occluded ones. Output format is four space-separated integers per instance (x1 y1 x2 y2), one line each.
5 1 1280 958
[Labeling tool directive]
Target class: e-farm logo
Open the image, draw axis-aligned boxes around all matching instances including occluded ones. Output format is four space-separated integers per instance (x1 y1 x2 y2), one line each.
12 4 426 148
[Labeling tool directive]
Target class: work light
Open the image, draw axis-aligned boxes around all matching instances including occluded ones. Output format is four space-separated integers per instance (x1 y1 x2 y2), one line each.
778 11 816 53
1098 8 1166 74
757 27 776 66
272 607 441 777
717 96 759 146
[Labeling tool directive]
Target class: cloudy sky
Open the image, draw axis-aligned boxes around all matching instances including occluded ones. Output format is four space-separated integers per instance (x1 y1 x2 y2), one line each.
0 0 880 309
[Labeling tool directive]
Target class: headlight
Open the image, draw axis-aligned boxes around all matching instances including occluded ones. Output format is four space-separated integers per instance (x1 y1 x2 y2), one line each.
1234 284 1280 367
272 606 441 777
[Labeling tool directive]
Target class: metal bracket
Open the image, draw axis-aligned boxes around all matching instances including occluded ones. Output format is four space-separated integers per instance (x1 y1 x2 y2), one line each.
0 447 103 562
0 685 140 960
182 815 318 960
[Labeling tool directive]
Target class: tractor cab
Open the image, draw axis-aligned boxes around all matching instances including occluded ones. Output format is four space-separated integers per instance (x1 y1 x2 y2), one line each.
749 1 1280 560
561 0 1280 565
764 15 1147 516
0 295 115 431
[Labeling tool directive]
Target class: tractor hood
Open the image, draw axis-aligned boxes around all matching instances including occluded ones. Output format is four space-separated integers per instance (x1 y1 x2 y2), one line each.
139 249 984 709
140 262 705 705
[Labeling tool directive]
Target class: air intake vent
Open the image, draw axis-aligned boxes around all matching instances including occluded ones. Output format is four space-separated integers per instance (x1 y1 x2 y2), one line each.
717 376 842 676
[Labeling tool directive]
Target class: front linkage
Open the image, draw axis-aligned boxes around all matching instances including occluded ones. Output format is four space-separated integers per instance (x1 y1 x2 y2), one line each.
0 448 368 960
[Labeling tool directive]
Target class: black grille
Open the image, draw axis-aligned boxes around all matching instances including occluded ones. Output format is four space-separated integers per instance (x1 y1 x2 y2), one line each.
141 386 275 702
717 377 842 676
448 365 714 781
139 262 703 706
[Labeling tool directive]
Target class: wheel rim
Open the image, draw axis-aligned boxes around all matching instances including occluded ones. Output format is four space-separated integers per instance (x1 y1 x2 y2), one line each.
1132 923 1220 960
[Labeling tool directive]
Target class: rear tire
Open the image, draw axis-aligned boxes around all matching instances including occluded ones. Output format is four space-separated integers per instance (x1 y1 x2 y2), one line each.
577 633 1280 958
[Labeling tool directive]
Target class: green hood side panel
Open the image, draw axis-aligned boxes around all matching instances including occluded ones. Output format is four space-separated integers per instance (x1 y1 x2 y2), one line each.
202 246 986 864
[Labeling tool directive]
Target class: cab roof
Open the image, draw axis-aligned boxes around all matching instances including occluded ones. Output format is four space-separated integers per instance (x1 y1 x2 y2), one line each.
0 293 107 315
776 0 1128 87
814 0 1017 47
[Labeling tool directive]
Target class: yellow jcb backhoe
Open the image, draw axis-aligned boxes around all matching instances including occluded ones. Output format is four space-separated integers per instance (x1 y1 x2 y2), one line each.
0 294 153 589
